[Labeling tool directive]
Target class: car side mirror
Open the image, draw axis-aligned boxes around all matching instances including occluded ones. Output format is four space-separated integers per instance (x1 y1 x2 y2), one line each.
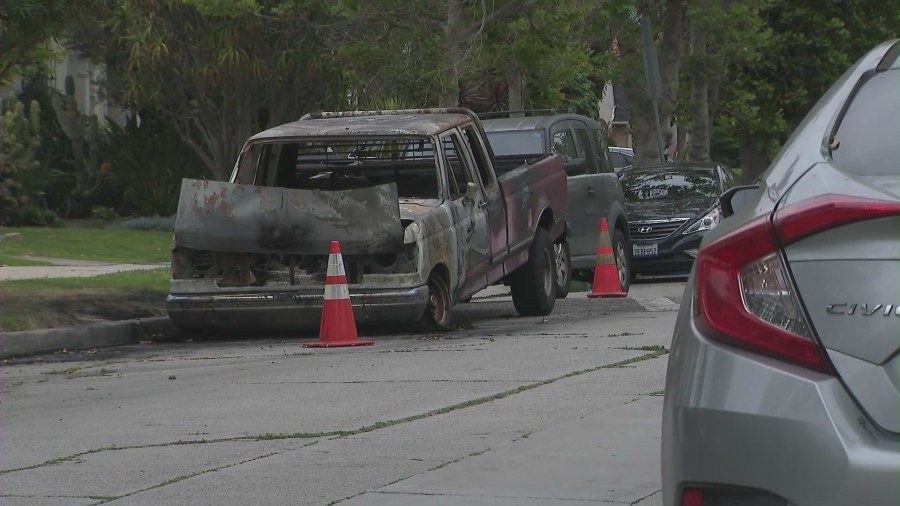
719 184 759 218
465 182 479 203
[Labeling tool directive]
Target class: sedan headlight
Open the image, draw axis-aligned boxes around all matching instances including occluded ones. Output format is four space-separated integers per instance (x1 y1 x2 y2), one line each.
683 206 722 234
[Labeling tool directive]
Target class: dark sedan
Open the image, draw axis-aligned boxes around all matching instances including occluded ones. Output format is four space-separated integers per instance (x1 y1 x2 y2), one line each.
619 163 737 277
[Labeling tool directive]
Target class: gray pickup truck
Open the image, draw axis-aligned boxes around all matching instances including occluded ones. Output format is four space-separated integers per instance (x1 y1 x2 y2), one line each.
482 112 632 295
167 108 569 332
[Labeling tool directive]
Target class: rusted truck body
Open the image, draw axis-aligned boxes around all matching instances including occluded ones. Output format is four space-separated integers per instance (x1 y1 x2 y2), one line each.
167 108 568 331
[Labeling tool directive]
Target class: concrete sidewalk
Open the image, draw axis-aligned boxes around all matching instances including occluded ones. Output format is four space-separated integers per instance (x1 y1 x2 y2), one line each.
0 256 168 281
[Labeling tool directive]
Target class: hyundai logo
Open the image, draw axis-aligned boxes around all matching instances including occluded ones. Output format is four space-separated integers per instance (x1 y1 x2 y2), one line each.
638 226 653 234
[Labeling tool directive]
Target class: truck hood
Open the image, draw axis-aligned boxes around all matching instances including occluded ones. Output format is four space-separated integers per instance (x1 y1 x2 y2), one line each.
174 179 403 255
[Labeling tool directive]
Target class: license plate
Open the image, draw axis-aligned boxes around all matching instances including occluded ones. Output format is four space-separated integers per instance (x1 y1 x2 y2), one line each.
633 243 658 257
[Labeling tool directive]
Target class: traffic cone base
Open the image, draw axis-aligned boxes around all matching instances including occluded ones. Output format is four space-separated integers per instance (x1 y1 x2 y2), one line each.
587 218 628 298
303 241 374 348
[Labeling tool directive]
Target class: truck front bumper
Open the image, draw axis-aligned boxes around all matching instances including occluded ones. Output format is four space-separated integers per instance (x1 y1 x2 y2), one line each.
167 285 429 332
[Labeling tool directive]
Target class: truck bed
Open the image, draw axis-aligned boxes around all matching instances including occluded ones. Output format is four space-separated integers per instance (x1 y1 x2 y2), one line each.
495 153 567 274
493 153 554 176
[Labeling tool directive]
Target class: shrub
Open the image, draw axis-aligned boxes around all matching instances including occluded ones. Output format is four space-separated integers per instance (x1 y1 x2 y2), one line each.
0 100 41 224
91 206 118 221
102 115 205 217
6 207 64 227
16 74 81 217
106 215 175 231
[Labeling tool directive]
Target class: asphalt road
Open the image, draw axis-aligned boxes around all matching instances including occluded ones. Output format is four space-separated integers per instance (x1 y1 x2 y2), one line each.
0 279 686 506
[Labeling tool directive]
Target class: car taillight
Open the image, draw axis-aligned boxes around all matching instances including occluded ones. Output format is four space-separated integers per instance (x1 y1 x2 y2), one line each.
681 489 703 506
774 193 900 244
695 194 900 374
680 486 788 505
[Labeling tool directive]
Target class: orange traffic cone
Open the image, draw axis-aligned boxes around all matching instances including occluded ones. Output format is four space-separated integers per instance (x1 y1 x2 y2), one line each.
303 241 374 348
587 218 628 298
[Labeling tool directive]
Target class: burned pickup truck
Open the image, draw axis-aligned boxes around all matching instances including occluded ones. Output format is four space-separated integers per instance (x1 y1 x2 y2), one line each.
167 108 568 331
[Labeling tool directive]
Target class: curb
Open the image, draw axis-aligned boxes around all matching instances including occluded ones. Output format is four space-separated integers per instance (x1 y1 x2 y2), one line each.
0 295 681 360
0 317 183 360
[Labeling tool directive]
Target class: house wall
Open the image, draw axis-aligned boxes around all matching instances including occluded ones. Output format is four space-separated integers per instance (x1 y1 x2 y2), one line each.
597 82 615 127
610 124 631 148
598 81 633 148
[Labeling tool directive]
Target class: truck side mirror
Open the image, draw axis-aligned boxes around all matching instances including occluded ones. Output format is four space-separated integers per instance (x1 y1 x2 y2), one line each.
465 182 479 203
719 184 759 218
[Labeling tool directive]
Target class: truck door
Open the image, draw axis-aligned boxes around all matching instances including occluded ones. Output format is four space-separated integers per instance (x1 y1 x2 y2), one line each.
550 120 601 263
461 125 506 285
440 131 492 298
590 124 627 228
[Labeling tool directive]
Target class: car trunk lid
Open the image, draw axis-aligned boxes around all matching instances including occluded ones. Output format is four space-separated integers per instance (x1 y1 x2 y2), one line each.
782 174 900 434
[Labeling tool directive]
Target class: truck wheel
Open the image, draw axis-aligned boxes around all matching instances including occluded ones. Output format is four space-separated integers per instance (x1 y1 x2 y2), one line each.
553 240 571 299
614 229 631 293
511 227 557 316
420 272 454 330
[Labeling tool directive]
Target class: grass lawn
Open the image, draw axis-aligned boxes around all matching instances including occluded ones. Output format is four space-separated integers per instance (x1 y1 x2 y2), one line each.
0 255 54 266
0 227 172 264
1 268 170 332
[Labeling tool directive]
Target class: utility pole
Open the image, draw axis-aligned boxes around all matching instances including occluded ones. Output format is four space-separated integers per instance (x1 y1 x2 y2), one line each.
641 16 667 163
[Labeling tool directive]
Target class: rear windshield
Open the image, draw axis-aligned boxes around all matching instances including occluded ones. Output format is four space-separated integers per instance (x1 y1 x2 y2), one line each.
233 137 442 199
831 69 899 176
619 170 719 200
486 131 544 156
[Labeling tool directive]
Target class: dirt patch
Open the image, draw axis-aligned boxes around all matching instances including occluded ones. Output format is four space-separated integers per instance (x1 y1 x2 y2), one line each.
1 291 167 332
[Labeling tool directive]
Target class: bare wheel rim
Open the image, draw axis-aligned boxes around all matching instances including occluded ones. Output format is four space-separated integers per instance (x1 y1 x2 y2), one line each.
615 239 628 288
428 278 449 324
554 243 568 286
541 247 553 295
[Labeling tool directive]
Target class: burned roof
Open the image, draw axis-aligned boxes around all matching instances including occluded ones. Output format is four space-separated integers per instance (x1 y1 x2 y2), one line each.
248 109 476 141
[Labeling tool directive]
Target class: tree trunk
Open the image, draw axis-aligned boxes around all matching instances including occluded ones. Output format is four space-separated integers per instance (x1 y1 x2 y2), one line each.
626 88 663 164
656 0 685 159
738 132 770 183
439 0 465 107
617 0 685 166
687 14 711 162
507 68 524 114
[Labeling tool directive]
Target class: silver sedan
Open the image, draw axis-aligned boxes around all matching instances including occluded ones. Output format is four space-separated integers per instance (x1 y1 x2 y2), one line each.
662 40 900 505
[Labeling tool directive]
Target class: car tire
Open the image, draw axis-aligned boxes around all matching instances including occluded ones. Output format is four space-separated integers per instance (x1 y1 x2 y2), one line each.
420 272 454 330
554 240 572 299
510 227 557 316
614 228 631 292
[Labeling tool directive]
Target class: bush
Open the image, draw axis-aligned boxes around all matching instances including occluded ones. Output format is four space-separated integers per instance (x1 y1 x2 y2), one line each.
106 215 176 231
6 207 64 227
91 206 118 221
0 100 41 224
102 115 205 217
16 75 81 217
